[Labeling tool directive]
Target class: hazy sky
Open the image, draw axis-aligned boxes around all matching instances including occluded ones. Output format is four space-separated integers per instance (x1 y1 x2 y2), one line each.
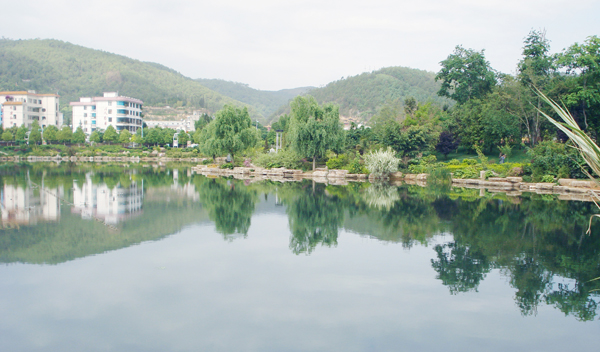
3 0 599 90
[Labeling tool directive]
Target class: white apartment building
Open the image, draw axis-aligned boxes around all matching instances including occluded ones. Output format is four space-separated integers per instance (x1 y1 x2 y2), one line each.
70 92 143 135
70 92 143 136
0 90 63 130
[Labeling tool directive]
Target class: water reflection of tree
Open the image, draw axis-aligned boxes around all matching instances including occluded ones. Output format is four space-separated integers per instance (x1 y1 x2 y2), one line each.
439 193 600 321
431 242 491 294
286 183 344 254
196 177 258 240
362 182 400 210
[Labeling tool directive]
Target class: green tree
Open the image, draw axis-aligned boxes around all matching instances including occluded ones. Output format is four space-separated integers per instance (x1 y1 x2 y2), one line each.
557 35 600 130
57 126 73 144
144 127 162 146
211 105 257 159
73 127 86 145
43 125 59 144
103 125 118 144
90 130 102 144
15 126 27 141
198 122 220 159
288 95 343 170
2 130 13 142
436 45 497 104
119 129 131 144
29 121 42 145
177 130 190 147
194 113 212 130
517 30 555 145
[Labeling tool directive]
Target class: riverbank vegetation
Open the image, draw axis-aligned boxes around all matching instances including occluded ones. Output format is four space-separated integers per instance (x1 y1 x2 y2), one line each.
1 31 598 181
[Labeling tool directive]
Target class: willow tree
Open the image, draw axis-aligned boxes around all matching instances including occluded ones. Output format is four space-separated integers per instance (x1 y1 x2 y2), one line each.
288 95 343 170
210 105 257 160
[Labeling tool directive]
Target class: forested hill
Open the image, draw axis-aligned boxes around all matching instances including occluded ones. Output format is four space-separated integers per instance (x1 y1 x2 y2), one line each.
195 78 313 122
0 39 255 120
306 66 453 121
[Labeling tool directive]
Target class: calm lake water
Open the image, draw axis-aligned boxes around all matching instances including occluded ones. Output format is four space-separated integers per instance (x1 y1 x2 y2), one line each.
0 163 598 351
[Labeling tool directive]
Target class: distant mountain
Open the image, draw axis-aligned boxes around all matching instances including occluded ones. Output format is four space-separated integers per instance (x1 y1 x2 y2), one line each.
277 66 453 122
0 39 257 122
195 78 314 123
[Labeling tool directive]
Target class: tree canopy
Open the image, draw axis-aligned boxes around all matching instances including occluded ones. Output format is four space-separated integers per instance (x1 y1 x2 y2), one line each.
288 95 343 170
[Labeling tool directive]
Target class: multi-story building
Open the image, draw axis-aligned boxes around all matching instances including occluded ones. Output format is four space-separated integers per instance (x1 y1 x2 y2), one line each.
70 92 143 135
0 90 63 130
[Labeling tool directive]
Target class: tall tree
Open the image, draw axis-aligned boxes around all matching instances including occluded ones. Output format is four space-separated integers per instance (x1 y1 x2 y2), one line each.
211 105 257 159
119 129 131 144
57 126 73 144
43 125 59 144
73 126 86 145
517 29 554 145
103 125 118 144
90 130 102 144
436 46 497 104
288 95 343 170
557 35 600 130
29 121 42 145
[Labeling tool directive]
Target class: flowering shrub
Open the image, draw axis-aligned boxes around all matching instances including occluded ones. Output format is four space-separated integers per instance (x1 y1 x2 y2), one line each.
364 148 399 178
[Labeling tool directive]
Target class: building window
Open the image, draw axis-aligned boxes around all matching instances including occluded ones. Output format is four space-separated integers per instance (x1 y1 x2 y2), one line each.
108 109 112 114
109 117 112 122
84 106 87 110
84 113 87 117
108 102 112 106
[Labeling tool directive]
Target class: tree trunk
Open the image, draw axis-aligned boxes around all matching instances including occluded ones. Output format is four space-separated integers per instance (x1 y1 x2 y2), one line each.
312 156 316 171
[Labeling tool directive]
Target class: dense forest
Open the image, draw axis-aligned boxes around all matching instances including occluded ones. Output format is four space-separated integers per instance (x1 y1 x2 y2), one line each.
0 39 255 122
300 66 453 120
195 78 313 122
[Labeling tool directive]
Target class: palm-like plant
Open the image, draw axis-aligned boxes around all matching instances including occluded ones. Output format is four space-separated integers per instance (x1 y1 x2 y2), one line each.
535 87 600 232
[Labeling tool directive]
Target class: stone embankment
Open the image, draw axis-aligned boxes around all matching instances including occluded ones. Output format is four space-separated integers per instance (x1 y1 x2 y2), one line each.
191 165 368 185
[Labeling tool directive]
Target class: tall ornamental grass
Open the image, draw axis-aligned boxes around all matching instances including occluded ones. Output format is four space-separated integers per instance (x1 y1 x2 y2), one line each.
364 147 399 178
536 88 600 232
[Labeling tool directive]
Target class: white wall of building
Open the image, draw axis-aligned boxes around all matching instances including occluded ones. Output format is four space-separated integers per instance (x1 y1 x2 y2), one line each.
0 91 63 130
71 92 143 136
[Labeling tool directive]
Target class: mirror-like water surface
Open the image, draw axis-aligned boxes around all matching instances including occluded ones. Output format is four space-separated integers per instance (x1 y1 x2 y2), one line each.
0 163 598 351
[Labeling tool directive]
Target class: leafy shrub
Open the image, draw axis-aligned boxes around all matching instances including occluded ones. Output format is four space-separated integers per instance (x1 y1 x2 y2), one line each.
254 149 302 169
202 159 212 165
447 159 460 165
220 163 234 169
365 148 399 177
462 158 478 165
453 167 479 179
348 160 367 174
528 141 588 179
326 154 349 169
541 175 555 183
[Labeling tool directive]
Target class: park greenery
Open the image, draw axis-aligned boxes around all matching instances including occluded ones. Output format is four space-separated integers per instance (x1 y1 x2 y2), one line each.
1 31 599 181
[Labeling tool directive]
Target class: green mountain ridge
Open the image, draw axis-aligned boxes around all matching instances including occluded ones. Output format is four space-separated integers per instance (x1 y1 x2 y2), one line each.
195 78 314 123
299 66 453 122
0 39 258 122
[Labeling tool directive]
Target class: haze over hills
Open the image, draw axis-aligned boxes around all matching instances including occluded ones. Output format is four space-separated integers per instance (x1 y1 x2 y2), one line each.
0 39 257 122
195 78 314 121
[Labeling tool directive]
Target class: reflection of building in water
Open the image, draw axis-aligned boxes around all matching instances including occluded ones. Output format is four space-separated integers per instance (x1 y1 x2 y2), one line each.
71 173 143 225
0 184 62 226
